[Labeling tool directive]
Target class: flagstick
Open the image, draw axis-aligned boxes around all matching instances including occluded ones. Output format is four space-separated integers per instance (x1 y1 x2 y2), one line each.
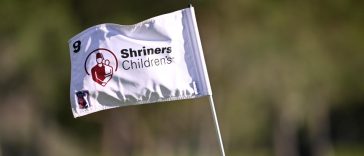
208 95 226 156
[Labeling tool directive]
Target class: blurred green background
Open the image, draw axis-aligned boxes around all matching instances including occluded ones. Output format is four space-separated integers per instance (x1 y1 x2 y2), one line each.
0 0 363 156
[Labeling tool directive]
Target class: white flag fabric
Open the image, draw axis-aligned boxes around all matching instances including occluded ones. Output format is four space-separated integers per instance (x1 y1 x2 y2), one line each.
68 6 211 118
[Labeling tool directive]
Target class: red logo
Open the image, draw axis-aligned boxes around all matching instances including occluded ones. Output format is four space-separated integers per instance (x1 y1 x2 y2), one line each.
84 48 118 86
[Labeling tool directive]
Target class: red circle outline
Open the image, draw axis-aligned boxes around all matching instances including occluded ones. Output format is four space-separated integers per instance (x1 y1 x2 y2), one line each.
84 48 118 75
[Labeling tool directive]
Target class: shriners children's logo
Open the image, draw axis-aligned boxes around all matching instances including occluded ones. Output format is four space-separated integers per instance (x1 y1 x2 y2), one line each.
84 48 118 86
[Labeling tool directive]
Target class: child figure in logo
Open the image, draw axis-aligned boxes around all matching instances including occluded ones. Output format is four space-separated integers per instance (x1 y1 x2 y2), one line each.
103 59 113 85
91 53 113 86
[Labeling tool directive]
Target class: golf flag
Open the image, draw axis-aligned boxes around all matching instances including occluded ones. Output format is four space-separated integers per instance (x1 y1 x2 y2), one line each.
68 6 211 118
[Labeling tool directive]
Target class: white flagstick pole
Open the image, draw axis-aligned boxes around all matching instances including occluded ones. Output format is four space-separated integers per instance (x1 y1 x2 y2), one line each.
208 95 226 156
186 4 225 155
